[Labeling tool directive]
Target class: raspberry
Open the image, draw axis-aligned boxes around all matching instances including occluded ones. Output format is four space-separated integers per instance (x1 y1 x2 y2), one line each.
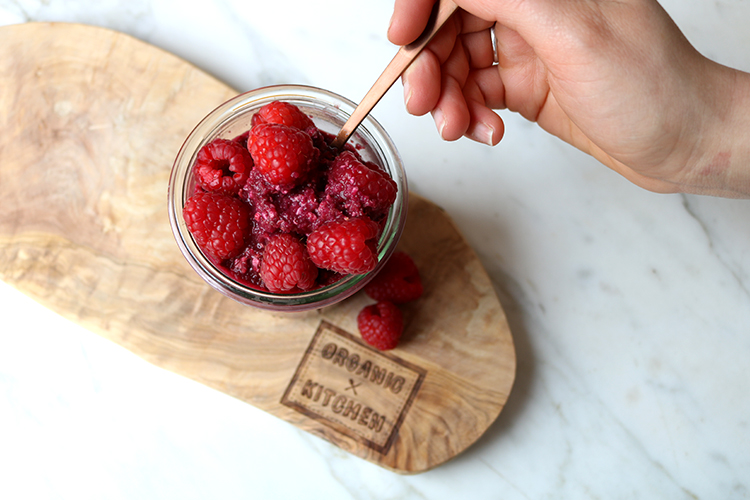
260 234 318 293
252 101 315 131
365 251 423 303
324 151 397 218
357 301 403 350
307 217 379 275
183 191 252 260
247 123 319 189
194 138 252 194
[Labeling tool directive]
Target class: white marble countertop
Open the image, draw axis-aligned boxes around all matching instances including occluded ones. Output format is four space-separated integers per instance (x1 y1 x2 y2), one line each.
1 0 749 498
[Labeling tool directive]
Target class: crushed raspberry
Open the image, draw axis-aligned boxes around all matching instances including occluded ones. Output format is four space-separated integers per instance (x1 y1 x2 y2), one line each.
252 101 315 131
260 234 318 293
357 301 403 350
324 151 397 219
228 242 264 287
313 196 345 231
365 251 423 303
239 169 279 234
241 170 325 236
247 123 319 190
194 138 252 194
183 191 252 260
307 217 380 275
275 183 321 235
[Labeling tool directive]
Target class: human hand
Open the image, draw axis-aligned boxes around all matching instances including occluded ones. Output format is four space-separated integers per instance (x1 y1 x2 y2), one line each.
388 0 750 197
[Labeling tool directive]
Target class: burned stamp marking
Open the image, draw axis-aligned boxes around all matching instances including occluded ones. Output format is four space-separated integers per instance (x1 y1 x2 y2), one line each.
282 321 426 454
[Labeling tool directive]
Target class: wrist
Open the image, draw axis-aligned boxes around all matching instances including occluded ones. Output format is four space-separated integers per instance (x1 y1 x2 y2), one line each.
683 64 750 197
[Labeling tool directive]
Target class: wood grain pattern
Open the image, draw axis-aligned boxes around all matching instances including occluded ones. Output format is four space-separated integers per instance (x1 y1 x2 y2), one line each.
0 22 516 473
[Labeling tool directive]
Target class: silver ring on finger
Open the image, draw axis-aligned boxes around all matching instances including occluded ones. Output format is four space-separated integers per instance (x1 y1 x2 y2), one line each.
490 24 499 65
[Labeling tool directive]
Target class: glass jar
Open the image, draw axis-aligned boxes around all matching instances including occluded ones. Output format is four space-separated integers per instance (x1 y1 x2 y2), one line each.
168 85 408 312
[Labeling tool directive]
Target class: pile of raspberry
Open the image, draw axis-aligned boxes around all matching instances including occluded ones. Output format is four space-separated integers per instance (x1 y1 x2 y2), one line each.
359 251 424 350
183 100 398 294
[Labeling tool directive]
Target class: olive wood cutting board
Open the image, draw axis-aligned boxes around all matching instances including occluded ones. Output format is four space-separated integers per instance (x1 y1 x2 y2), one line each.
0 22 516 473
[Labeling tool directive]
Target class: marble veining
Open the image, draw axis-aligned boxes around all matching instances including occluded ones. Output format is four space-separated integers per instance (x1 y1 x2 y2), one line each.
1 0 749 499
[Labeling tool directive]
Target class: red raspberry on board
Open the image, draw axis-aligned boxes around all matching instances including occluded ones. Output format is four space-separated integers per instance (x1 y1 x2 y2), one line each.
325 151 397 218
357 301 403 350
247 123 319 189
365 251 423 303
252 101 315 131
194 138 252 194
183 191 251 260
307 217 379 275
260 233 318 293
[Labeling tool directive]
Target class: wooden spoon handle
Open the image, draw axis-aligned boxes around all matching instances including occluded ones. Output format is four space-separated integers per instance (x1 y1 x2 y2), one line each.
332 0 459 149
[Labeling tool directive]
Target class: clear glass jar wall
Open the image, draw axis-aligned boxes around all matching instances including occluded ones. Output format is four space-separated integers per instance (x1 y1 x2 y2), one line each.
168 85 408 312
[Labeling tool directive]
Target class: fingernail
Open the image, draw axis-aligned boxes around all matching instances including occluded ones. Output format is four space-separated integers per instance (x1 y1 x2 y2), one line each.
433 109 446 139
474 122 496 146
403 78 413 110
